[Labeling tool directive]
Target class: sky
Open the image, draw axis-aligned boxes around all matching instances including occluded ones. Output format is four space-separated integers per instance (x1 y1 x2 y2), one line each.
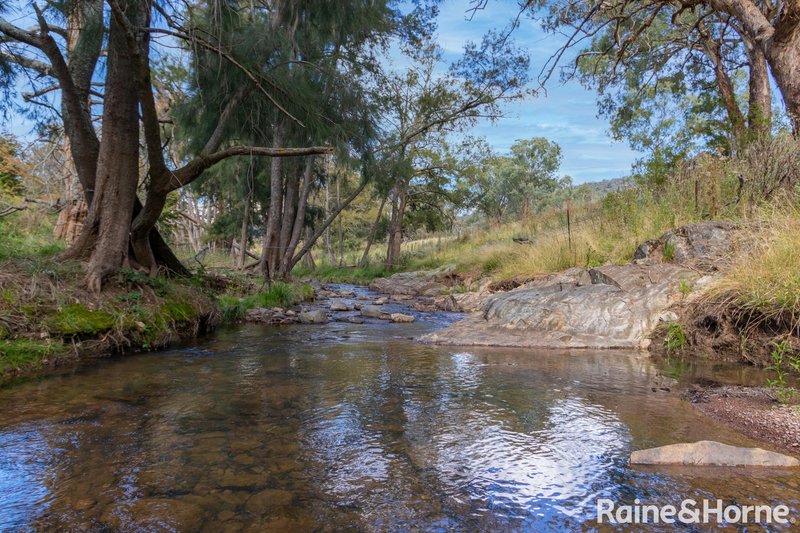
431 1 642 183
3 0 643 185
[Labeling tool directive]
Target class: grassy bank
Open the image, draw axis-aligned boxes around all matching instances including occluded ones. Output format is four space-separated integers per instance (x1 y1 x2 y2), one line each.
0 257 314 384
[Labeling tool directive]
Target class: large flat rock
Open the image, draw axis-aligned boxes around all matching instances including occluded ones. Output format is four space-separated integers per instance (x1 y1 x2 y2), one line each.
369 264 455 296
421 264 695 349
630 440 800 467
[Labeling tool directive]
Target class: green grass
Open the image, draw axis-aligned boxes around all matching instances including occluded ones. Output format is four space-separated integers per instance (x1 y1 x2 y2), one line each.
663 322 688 353
0 339 65 374
49 304 115 335
292 263 391 284
219 281 314 321
0 210 63 260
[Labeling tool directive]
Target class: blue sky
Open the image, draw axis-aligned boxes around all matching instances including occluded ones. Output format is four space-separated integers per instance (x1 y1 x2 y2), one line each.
4 0 642 184
432 1 642 183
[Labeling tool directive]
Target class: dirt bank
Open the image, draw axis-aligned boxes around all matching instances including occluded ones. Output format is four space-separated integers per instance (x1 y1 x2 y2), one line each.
683 385 800 457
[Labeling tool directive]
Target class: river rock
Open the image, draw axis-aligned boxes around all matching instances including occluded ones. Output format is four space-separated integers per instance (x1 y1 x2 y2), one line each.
421 263 696 349
101 498 205 531
299 310 328 324
361 305 384 318
390 313 415 323
633 221 738 272
369 264 455 296
329 300 351 312
630 440 800 467
244 488 294 514
434 292 487 313
373 296 389 305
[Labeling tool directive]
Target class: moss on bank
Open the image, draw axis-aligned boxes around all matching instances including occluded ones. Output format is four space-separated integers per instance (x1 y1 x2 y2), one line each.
0 258 314 384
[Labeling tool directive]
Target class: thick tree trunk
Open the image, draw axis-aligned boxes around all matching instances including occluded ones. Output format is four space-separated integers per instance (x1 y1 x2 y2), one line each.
81 0 141 292
359 195 387 268
743 34 772 136
767 33 800 133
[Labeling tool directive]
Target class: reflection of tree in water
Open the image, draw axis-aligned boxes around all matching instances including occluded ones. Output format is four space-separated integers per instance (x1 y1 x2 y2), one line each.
0 329 799 530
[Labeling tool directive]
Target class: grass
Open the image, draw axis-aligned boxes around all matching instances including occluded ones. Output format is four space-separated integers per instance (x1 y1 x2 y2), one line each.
711 207 800 333
292 263 390 284
388 192 693 281
0 209 64 260
0 339 65 374
219 281 314 321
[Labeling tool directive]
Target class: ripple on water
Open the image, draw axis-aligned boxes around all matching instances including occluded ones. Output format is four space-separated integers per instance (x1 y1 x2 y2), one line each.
0 315 799 531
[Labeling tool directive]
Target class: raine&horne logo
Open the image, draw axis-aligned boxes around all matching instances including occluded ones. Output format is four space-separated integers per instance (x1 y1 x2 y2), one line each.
596 498 794 525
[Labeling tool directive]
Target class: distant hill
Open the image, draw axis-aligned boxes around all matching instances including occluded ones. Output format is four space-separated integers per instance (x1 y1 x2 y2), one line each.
581 176 631 199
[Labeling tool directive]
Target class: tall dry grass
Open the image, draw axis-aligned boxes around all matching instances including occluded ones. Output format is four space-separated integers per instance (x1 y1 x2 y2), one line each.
711 206 800 334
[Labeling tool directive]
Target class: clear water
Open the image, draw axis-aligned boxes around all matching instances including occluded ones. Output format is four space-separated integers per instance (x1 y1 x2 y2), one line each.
1 313 799 531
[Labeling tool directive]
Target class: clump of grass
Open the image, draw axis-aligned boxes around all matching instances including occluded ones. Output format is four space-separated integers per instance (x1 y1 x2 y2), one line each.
663 322 688 353
766 339 799 403
712 207 800 333
219 282 314 321
0 338 65 373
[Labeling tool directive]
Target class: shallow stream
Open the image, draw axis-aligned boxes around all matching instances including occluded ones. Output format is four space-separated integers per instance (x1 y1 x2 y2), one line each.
1 287 799 531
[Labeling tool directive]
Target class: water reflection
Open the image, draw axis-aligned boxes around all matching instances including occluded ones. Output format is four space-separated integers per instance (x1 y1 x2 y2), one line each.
0 321 798 531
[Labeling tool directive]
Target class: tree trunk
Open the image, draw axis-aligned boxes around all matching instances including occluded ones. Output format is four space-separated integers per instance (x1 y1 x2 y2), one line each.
74 0 141 292
277 163 300 266
237 171 253 269
324 180 336 264
766 31 800 134
384 180 407 270
278 155 314 278
259 122 286 278
337 177 344 267
358 195 387 268
289 178 367 272
742 33 772 136
700 33 747 147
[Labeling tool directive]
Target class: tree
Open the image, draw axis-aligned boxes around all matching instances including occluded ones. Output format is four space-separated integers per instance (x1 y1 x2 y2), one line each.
380 32 530 268
533 0 798 135
473 137 565 221
0 0 332 291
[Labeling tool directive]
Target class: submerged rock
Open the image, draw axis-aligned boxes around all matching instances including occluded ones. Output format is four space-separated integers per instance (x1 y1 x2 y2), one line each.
630 440 800 467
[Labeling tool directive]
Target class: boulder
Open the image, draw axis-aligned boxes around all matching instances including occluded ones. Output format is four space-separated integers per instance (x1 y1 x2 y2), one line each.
361 305 384 318
633 221 738 271
329 300 351 312
299 310 328 324
421 263 697 349
369 264 455 296
434 292 487 313
373 296 389 305
630 441 800 467
390 313 415 323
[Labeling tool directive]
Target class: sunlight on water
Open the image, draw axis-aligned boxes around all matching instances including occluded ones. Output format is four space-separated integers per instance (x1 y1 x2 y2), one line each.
0 316 799 531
